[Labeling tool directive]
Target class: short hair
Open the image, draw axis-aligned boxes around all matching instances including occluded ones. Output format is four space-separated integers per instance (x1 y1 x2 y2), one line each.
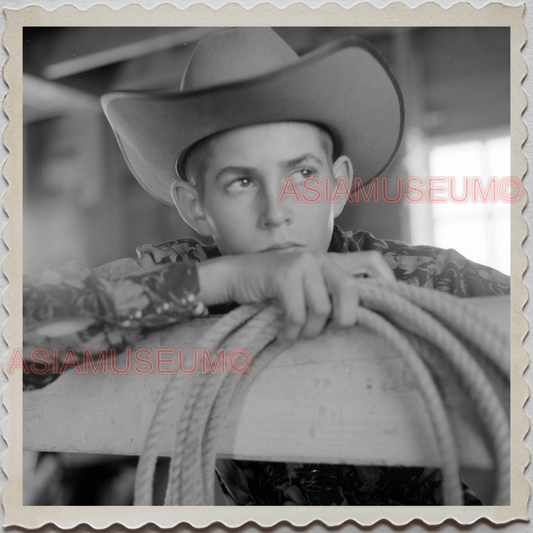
178 122 336 196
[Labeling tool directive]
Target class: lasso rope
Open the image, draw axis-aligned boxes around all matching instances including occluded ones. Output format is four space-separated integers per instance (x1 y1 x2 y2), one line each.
134 280 510 507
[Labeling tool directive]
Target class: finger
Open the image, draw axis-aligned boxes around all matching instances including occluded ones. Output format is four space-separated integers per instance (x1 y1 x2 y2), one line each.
324 264 360 330
299 262 332 339
277 271 307 342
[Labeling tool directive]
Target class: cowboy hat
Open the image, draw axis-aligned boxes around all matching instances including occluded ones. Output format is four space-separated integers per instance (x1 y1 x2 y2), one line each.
102 27 404 206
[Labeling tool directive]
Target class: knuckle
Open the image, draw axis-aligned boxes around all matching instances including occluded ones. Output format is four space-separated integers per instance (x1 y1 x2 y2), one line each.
298 251 316 266
345 277 361 292
313 302 332 318
283 261 302 279
286 312 305 327
287 252 320 277
287 254 305 269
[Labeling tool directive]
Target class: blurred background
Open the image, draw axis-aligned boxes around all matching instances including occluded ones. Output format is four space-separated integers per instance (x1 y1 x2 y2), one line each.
23 26 511 276
23 26 511 506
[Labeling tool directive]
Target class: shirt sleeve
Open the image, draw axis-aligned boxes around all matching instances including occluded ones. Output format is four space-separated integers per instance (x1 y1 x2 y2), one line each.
345 230 510 297
23 258 206 390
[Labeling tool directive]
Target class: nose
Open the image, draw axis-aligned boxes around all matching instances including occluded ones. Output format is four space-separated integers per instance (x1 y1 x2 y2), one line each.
258 180 293 228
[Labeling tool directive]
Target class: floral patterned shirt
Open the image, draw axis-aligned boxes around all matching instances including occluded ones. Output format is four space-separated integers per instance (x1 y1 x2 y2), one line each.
23 225 510 505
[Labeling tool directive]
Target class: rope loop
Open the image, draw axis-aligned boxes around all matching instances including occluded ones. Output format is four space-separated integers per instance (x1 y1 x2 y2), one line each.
134 281 510 506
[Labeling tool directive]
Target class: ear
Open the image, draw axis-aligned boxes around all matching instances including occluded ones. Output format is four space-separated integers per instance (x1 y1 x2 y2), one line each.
171 181 213 237
331 155 354 217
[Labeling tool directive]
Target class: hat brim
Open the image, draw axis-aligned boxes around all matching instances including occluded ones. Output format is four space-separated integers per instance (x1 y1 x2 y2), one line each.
102 37 404 206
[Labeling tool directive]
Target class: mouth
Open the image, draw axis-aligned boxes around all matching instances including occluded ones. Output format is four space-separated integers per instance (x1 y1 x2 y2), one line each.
261 243 304 253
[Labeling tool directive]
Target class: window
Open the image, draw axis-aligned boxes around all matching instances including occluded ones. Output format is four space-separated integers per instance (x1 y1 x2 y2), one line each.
410 135 511 275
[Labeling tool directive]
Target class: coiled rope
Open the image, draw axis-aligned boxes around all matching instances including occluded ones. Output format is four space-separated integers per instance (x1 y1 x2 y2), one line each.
134 280 510 506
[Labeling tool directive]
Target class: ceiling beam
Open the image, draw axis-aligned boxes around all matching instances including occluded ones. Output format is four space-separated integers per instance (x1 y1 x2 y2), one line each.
24 74 100 122
44 27 226 80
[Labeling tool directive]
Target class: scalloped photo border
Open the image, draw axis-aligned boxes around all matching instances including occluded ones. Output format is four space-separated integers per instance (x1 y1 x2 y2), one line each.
1 2 529 529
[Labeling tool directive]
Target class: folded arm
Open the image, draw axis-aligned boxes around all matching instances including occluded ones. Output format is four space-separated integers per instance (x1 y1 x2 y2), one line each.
23 258 205 389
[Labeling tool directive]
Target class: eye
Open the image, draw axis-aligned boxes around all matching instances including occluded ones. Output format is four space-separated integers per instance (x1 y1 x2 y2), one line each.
226 177 256 192
291 168 316 184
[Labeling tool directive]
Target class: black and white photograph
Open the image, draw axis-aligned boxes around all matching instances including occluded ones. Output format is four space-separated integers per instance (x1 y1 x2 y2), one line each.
3 2 527 528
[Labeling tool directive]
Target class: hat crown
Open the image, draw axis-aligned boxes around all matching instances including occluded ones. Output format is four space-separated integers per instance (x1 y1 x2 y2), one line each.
180 28 299 92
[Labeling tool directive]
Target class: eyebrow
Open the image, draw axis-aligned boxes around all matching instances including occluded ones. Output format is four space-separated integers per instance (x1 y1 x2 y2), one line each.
213 166 258 183
214 153 326 183
285 153 325 169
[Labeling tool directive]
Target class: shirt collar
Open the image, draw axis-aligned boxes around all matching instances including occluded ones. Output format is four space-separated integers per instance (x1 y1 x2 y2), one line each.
328 224 352 253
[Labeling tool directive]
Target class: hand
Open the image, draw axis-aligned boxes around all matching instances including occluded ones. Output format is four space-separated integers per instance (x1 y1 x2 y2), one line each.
326 250 395 281
198 251 394 341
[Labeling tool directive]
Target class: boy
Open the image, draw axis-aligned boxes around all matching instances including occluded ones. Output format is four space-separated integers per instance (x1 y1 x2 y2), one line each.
24 27 510 505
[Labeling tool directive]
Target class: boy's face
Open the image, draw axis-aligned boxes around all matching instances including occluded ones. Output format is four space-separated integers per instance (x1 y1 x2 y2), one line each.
194 122 350 255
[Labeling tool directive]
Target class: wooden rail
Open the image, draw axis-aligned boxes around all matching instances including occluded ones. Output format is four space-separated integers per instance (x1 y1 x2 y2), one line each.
24 296 509 474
